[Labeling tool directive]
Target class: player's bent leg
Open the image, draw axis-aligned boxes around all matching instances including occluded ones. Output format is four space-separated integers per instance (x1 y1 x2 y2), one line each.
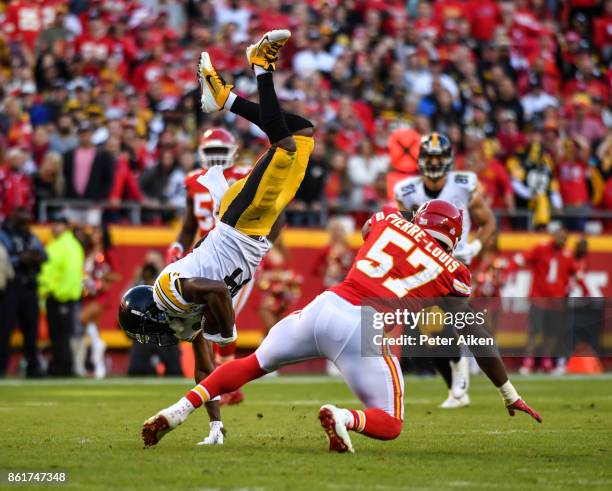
274 134 315 211
219 145 297 236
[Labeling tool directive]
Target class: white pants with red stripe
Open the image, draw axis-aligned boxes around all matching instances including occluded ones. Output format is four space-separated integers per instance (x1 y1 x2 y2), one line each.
255 291 404 420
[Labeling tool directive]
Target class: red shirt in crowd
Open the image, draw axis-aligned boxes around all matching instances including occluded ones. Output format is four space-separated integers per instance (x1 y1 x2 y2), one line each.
556 160 590 207
0 165 34 220
520 240 579 298
477 159 513 210
468 0 500 41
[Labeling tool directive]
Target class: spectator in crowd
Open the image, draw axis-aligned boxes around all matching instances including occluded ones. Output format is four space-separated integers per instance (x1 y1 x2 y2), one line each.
314 217 355 289
0 147 35 222
33 151 64 221
0 0 609 231
347 138 390 208
557 136 596 230
38 216 84 376
325 151 351 211
0 207 46 378
48 115 78 155
62 120 115 202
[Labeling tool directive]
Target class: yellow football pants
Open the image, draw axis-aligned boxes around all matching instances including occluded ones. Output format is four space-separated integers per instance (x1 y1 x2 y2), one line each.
219 135 314 236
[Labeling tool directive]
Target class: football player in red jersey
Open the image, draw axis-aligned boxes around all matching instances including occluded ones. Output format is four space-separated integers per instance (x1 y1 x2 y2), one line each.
142 200 541 451
515 224 590 375
166 127 251 407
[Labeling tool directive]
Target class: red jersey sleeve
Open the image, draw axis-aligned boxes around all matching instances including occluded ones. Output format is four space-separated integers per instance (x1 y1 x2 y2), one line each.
450 264 472 297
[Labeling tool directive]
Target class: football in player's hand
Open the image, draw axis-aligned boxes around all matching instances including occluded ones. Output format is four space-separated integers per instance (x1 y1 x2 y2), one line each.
201 310 220 336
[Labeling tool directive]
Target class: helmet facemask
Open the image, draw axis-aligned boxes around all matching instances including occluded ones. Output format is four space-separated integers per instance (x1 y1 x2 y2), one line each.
198 144 237 169
418 133 454 181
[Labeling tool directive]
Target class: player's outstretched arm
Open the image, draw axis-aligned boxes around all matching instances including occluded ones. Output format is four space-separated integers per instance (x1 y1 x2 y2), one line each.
444 298 542 423
179 278 235 340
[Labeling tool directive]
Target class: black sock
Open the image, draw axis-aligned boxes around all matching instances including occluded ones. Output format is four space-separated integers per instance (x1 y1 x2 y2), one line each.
231 96 313 134
432 357 453 389
255 72 291 144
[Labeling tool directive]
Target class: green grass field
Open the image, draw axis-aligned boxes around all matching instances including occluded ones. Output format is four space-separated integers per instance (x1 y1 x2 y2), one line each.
1 375 611 490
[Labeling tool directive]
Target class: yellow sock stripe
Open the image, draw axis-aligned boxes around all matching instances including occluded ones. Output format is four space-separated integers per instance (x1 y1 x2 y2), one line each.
355 410 366 432
384 355 402 420
193 385 210 403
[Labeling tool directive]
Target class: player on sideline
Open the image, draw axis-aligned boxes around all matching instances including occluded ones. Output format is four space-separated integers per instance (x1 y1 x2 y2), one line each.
166 128 252 406
394 132 496 409
119 29 315 444
141 200 541 452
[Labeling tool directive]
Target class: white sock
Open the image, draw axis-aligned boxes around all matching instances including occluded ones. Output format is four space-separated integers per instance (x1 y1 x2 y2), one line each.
224 91 237 110
210 420 223 430
254 66 268 77
166 397 196 426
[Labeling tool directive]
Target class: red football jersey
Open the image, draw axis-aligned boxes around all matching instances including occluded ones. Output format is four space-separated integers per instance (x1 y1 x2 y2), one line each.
521 240 578 298
330 207 472 305
184 166 251 237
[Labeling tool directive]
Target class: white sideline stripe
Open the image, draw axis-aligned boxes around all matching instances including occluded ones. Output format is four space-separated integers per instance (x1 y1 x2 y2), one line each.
0 373 610 387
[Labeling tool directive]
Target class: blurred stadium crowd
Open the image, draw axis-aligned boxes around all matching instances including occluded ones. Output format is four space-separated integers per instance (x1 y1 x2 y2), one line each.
0 0 611 230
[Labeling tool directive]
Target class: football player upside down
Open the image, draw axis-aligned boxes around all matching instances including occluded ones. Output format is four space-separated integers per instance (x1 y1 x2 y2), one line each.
140 199 542 453
118 29 316 445
167 127 252 408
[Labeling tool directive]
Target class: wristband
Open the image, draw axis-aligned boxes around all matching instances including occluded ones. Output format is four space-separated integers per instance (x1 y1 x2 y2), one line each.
498 380 520 405
470 239 483 256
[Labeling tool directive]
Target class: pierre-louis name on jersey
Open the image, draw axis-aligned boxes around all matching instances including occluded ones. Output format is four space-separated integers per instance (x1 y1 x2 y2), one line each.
153 222 271 339
185 166 251 237
330 207 472 305
394 171 477 255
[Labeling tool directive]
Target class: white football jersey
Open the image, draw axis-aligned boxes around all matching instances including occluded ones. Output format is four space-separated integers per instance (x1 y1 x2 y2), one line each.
394 171 477 261
153 222 271 337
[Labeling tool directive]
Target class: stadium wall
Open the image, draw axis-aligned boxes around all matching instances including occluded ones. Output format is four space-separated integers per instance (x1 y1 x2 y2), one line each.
18 226 612 353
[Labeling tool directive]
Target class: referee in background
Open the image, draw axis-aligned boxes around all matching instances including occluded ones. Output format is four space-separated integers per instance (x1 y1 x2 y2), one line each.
39 215 84 376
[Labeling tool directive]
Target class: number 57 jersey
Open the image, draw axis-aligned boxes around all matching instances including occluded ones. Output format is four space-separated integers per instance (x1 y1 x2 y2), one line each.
330 207 472 305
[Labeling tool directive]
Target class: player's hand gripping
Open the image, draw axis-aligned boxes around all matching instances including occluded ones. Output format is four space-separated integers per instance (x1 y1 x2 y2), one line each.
506 398 542 423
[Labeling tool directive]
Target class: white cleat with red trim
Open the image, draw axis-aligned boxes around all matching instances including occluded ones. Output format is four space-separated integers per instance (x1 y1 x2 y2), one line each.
318 404 355 453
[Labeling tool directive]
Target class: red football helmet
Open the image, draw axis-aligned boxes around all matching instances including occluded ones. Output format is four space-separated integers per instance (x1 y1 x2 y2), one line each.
412 199 463 252
198 128 238 169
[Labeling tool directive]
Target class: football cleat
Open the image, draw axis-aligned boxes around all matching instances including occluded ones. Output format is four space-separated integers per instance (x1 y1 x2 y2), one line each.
439 392 470 409
142 411 174 447
318 404 354 453
246 29 291 71
198 51 233 113
449 357 470 399
220 389 244 406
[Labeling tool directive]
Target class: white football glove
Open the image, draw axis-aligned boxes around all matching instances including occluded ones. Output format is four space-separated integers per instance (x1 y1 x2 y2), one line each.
202 324 237 346
196 421 225 446
455 239 482 264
